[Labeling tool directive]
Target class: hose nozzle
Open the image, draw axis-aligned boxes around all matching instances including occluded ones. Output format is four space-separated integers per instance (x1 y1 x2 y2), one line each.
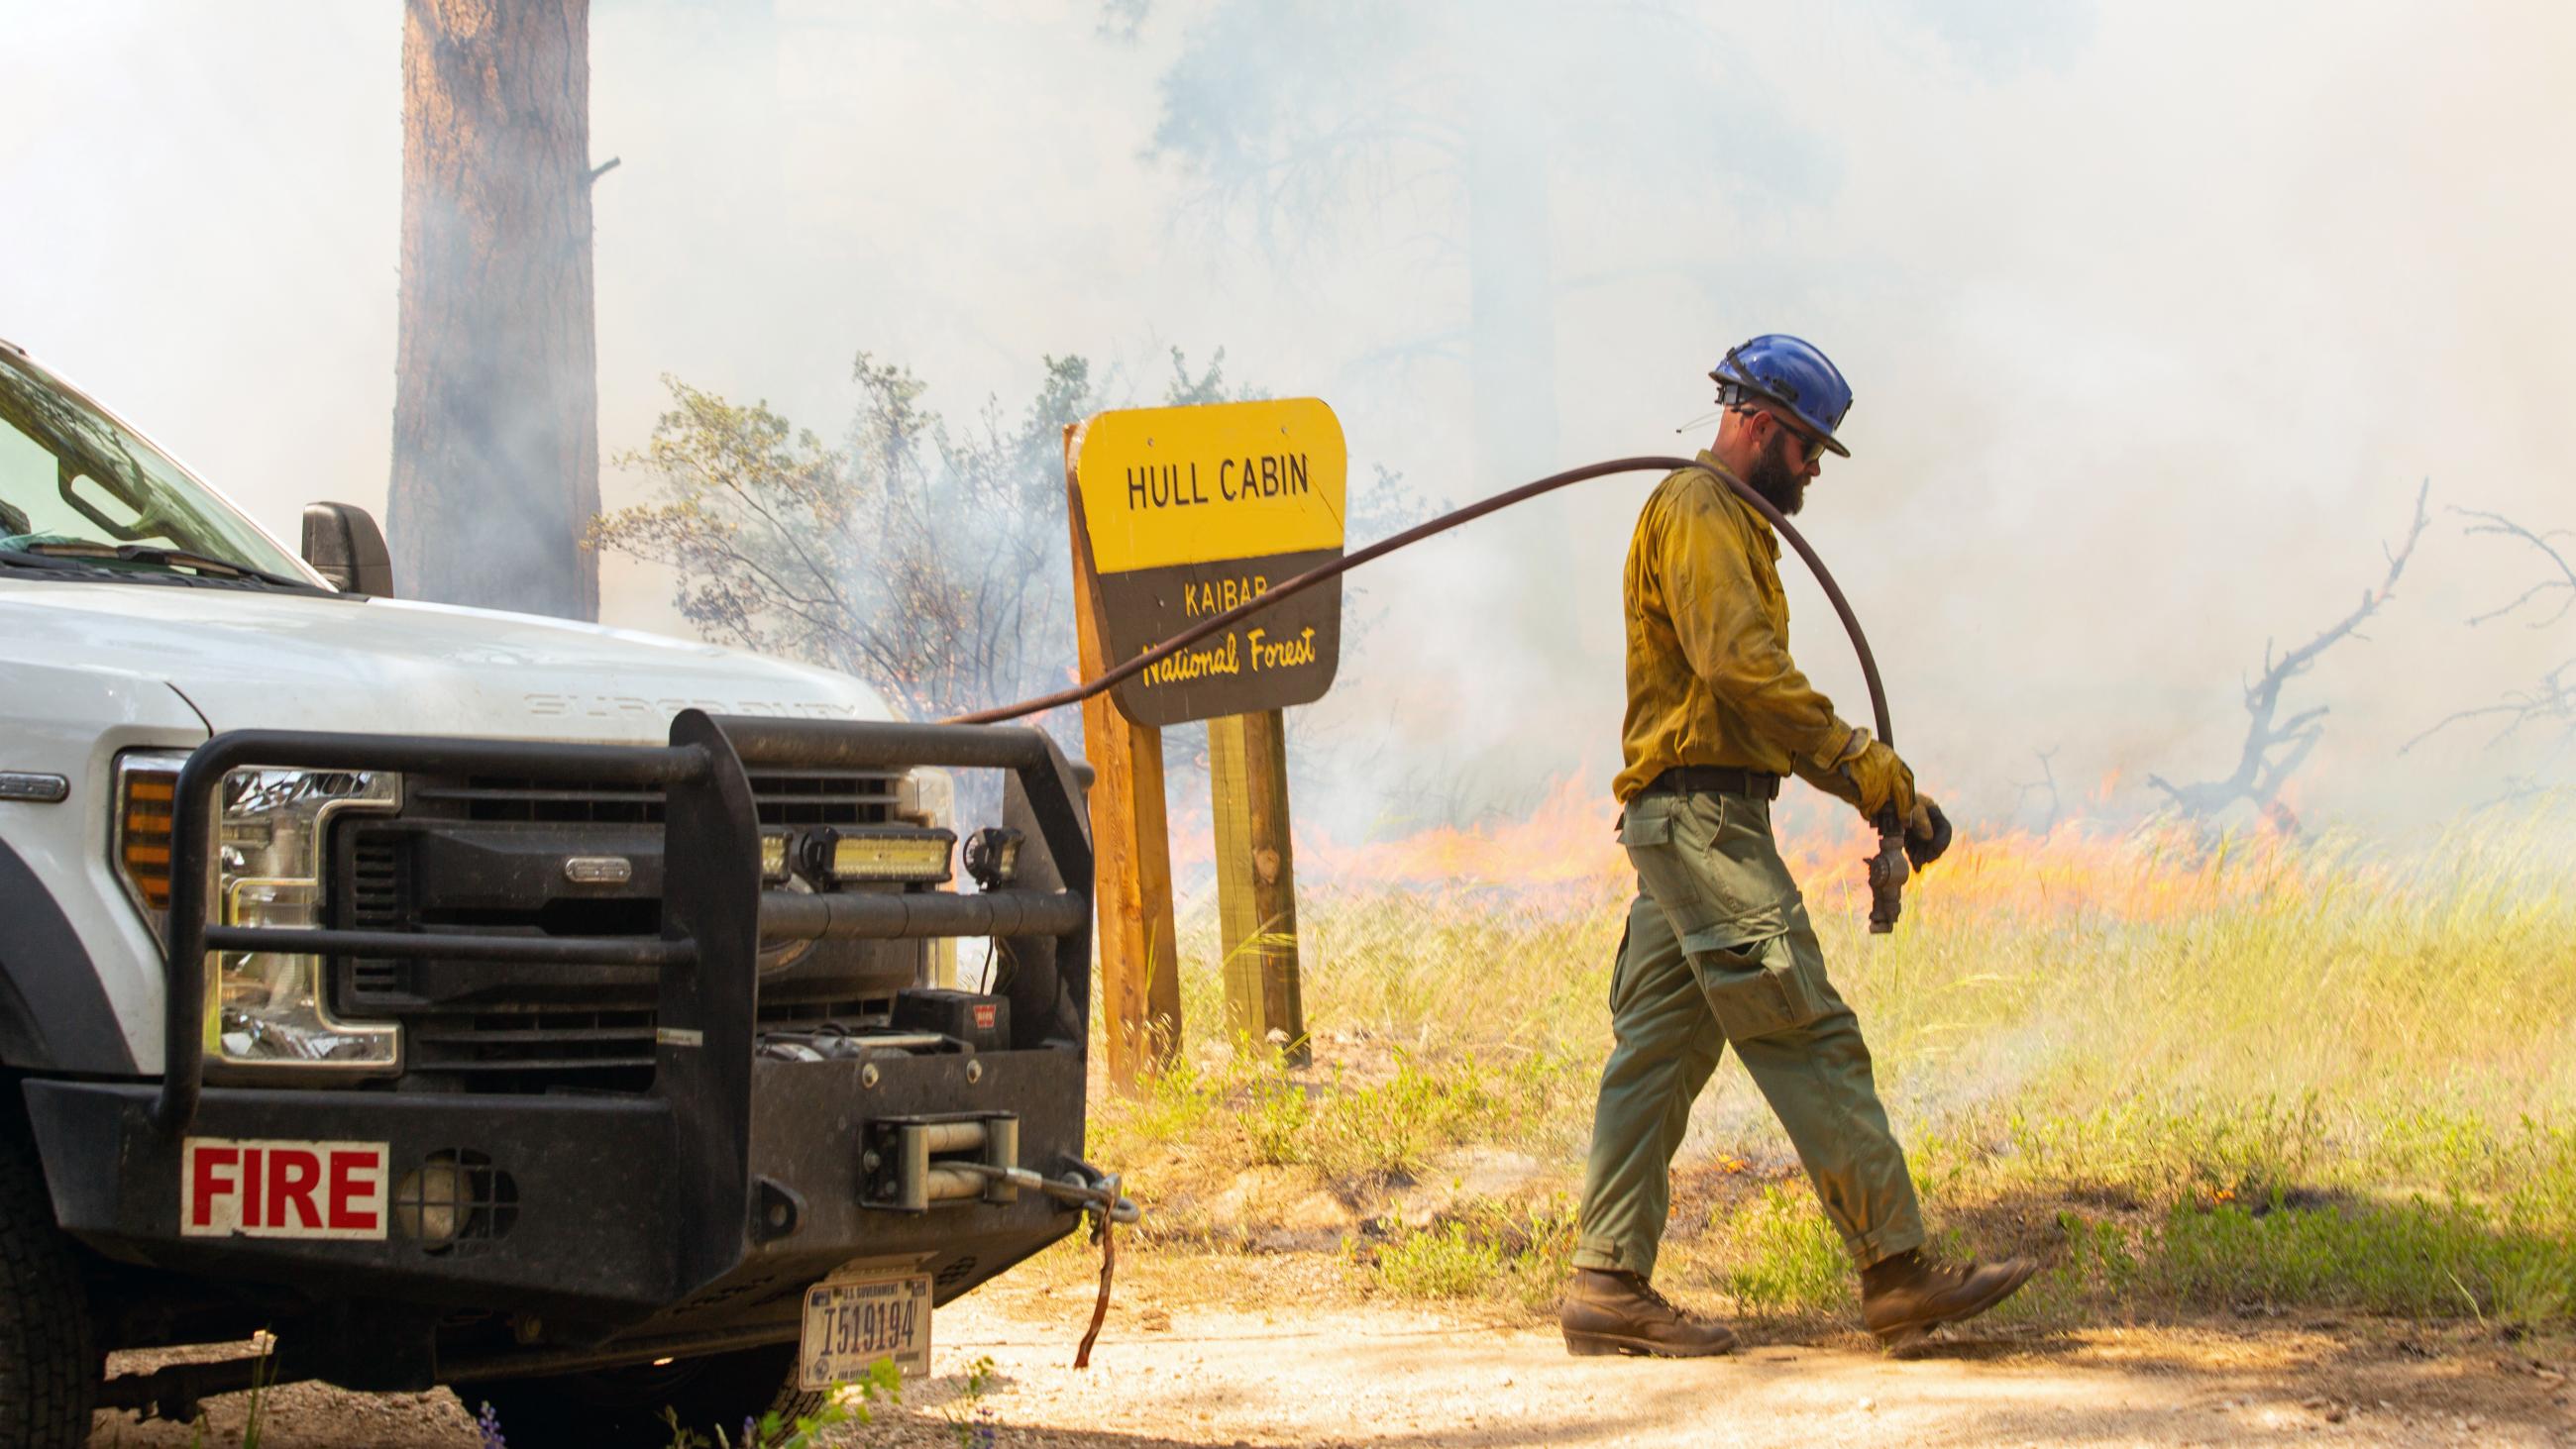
1867 807 1909 935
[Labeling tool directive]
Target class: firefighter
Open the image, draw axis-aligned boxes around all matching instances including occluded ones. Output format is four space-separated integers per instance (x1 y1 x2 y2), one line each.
1559 335 2035 1358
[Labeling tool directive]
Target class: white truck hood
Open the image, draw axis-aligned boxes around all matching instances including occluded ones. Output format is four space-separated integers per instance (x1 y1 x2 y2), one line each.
0 580 897 743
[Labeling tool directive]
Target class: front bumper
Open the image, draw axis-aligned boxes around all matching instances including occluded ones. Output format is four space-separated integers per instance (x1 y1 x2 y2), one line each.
29 711 1098 1349
25 1042 1085 1328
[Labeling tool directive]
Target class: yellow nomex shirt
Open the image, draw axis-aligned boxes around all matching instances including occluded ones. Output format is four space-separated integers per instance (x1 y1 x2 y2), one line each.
1614 454 1869 806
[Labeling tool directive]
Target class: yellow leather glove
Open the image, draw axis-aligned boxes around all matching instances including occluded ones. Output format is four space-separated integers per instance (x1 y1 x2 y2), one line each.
1835 735 1918 821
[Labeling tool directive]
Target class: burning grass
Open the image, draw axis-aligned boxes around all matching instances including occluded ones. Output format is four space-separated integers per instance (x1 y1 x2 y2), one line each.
1090 793 2576 1334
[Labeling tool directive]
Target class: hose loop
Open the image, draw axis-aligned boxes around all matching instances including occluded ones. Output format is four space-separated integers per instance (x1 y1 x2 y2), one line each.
950 454 1909 931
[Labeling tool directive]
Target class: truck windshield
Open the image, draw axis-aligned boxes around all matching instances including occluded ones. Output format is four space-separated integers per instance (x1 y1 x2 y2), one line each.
0 348 309 581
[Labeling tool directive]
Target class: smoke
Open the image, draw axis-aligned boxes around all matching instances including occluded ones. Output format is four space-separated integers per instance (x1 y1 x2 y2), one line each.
6 0 2572 838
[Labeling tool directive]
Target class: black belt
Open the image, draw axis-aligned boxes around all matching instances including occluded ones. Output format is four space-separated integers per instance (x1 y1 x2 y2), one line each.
1639 766 1781 801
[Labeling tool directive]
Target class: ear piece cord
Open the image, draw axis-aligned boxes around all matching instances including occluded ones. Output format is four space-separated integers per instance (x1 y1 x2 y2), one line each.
948 455 1911 930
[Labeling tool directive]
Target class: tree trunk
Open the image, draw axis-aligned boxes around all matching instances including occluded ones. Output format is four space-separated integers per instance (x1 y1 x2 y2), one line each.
389 0 599 620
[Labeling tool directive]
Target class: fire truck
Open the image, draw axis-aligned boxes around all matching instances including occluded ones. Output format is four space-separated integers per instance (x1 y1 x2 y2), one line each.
0 336 1108 1446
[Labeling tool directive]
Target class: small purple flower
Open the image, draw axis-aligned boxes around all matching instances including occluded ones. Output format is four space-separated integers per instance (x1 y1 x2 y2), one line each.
474 1400 506 1449
743 1414 760 1447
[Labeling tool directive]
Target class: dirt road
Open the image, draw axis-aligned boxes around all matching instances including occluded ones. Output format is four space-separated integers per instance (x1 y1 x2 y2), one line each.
88 1259 2576 1446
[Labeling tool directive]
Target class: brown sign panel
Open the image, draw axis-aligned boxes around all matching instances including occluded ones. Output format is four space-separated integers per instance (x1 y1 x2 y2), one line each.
1070 400 1346 728
1092 549 1342 727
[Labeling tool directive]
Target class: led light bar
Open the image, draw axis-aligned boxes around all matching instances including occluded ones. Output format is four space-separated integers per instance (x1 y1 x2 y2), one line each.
807 827 955 885
760 831 793 884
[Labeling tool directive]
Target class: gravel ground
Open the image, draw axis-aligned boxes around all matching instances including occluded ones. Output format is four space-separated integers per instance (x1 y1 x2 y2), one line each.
86 1258 2576 1447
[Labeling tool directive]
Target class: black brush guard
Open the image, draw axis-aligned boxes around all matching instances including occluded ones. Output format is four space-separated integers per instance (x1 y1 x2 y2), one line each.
23 710 1096 1372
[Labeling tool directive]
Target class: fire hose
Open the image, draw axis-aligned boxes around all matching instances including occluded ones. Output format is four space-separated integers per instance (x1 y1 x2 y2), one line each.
950 455 1915 932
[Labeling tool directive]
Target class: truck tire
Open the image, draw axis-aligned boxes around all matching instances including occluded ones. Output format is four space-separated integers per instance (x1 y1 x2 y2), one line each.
0 1133 96 1449
466 1343 823 1448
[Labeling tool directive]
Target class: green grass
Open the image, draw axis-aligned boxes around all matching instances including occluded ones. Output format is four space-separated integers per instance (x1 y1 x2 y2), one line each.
1356 1198 1582 1309
1092 805 2576 1328
1367 1220 1510 1299
1707 1185 1849 1312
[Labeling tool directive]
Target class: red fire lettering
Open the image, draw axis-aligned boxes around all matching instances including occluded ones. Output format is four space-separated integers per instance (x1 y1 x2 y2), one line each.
326 1150 381 1232
241 1146 264 1227
188 1146 238 1228
268 1148 322 1230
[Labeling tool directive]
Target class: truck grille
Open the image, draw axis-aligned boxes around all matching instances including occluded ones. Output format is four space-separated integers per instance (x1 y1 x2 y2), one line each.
409 769 904 826
392 995 899 1079
333 769 921 1091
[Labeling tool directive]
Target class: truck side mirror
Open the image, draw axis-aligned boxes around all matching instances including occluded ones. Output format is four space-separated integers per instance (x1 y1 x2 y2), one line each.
300 502 394 597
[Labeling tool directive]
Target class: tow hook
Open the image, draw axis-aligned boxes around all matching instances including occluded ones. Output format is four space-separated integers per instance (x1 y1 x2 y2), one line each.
955 1160 1141 1225
949 1157 1136 1369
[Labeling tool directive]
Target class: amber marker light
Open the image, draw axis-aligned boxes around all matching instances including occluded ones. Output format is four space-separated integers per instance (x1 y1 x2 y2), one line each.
115 757 181 922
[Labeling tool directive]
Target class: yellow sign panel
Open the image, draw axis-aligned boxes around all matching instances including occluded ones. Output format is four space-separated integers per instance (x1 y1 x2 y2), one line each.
1072 399 1346 574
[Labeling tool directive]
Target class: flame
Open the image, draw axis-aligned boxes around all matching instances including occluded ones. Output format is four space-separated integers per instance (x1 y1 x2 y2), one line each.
1296 772 1625 891
1278 774 2318 925
1863 818 2308 924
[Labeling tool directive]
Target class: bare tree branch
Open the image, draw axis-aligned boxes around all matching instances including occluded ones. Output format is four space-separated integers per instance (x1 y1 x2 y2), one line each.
2406 656 2576 756
2457 507 2576 629
2149 479 2430 823
2403 504 2576 765
592 361 1094 730
2007 746 2062 832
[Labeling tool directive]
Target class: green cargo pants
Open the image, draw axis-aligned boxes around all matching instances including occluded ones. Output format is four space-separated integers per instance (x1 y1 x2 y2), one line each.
1571 787 1925 1281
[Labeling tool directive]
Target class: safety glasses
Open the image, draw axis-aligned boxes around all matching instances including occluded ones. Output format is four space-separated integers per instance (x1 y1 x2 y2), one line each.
1732 398 1827 466
1715 381 1830 466
1775 416 1830 467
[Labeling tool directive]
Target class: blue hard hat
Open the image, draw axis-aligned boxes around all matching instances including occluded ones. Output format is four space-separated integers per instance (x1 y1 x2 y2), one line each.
1709 334 1853 458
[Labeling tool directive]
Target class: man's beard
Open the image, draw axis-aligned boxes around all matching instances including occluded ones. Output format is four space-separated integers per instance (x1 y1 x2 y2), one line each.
1747 438 1807 516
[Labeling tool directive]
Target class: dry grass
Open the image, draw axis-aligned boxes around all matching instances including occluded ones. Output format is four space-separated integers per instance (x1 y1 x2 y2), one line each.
1088 800 2576 1330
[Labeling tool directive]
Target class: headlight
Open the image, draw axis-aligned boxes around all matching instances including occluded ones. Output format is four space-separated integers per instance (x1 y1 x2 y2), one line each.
116 754 401 1077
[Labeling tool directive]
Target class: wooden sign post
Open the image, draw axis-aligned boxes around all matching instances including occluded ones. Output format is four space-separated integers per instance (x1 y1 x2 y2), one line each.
1064 400 1345 1084
1209 709 1307 1065
1065 426 1183 1089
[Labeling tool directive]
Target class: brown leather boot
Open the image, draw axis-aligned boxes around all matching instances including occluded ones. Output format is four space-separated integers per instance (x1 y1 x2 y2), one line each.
1559 1268 1738 1358
1860 1248 2037 1353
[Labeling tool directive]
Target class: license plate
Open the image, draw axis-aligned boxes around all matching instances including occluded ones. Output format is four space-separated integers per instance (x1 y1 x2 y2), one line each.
799 1272 931 1389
